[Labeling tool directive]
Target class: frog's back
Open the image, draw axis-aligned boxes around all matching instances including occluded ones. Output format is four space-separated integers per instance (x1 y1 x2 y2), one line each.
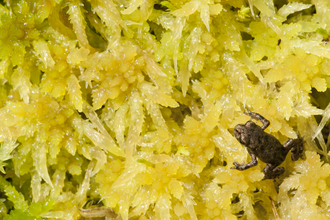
248 128 287 165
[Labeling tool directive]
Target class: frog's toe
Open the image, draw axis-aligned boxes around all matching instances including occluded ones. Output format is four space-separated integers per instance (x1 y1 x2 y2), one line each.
263 164 285 179
291 139 304 161
231 161 240 169
243 108 252 116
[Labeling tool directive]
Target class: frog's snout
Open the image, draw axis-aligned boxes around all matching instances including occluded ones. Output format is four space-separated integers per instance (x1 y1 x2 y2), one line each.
234 125 244 143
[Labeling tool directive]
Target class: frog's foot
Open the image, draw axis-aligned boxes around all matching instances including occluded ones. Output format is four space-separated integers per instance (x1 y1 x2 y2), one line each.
243 109 270 130
231 160 257 171
284 135 304 161
291 135 304 161
263 164 284 179
231 161 244 170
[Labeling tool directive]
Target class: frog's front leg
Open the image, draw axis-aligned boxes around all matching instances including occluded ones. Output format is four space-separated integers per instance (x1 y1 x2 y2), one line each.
283 135 304 161
263 163 284 179
231 152 258 170
244 109 270 130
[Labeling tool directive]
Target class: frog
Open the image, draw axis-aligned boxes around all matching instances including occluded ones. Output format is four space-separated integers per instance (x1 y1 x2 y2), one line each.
231 109 304 179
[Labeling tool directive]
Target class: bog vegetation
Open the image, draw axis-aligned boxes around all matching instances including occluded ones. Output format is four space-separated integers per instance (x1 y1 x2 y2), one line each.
0 0 330 219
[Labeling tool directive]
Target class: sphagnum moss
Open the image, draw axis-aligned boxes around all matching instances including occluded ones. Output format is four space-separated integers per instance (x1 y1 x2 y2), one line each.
1 0 330 219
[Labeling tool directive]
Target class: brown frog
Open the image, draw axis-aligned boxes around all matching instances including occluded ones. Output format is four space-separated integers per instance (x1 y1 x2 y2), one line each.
231 109 304 179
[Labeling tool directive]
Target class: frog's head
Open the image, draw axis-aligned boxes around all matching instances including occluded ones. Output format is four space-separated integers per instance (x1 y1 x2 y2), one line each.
234 124 250 146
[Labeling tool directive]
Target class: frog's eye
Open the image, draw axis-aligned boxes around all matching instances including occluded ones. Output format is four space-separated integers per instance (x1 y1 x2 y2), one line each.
246 121 256 128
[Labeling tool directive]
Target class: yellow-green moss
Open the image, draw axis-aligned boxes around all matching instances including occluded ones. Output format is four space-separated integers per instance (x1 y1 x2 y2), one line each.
0 0 330 219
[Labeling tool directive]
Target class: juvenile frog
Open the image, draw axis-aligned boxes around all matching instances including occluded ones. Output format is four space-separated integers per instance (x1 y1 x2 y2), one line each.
231 109 304 179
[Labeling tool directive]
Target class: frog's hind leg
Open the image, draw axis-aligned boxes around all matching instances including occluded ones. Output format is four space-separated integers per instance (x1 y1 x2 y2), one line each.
244 109 270 130
283 136 304 161
263 163 284 179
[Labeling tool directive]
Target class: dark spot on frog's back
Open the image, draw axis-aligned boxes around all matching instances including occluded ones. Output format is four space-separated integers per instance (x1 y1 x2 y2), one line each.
231 109 304 179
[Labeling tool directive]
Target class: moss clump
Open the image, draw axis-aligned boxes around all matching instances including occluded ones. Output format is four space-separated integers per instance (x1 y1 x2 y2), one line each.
1 0 330 219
